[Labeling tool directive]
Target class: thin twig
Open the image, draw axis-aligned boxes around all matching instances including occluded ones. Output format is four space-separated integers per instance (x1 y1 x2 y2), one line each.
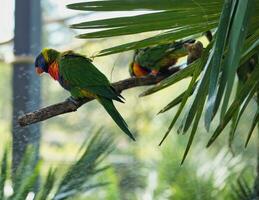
18 67 180 127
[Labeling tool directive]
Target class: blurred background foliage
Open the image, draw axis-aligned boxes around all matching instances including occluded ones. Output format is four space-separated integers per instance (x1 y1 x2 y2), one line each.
0 0 258 199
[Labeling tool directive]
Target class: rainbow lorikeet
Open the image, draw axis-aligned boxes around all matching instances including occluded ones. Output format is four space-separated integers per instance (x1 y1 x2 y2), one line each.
129 39 195 77
35 48 135 140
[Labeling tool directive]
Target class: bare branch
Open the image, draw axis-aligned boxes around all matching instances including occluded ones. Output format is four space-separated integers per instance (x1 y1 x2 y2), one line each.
18 67 180 126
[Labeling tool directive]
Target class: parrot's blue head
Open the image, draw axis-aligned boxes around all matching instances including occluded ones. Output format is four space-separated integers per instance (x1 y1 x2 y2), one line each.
35 48 53 75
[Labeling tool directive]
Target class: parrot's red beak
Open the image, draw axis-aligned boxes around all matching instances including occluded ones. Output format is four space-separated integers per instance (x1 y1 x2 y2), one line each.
35 67 44 75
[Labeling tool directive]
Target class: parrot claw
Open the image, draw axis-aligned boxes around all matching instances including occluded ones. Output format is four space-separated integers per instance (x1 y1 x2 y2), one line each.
66 96 82 106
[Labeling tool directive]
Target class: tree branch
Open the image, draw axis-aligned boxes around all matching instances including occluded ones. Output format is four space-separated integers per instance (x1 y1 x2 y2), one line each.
18 67 180 127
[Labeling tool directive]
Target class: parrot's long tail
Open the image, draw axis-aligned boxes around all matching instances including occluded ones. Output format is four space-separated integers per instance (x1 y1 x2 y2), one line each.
97 97 135 141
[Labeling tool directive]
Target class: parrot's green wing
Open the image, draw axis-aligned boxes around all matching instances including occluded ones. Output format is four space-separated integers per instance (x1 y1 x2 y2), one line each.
58 52 135 140
136 44 172 69
136 39 194 70
59 52 122 101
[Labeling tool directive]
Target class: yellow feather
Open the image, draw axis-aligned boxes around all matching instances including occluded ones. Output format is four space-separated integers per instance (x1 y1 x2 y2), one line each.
80 89 97 98
42 48 50 63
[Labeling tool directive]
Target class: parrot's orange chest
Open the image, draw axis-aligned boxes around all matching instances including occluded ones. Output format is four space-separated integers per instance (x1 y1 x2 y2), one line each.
48 61 59 80
133 63 149 77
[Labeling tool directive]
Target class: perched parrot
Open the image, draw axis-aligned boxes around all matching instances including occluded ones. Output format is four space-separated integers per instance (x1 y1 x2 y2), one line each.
35 48 135 140
129 39 195 77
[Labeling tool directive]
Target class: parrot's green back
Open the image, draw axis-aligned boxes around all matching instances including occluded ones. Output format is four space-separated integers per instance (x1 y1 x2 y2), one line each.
57 51 135 140
136 41 190 70
59 52 121 101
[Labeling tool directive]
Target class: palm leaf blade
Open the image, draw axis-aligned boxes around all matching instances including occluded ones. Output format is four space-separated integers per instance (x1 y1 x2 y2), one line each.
67 0 223 11
245 109 259 147
220 0 255 118
53 132 114 200
204 0 233 130
0 148 8 200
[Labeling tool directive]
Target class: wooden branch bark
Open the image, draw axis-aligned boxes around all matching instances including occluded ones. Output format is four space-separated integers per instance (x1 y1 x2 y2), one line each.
18 67 180 127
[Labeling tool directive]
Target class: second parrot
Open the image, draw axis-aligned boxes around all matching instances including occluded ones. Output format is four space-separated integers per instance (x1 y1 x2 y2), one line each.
129 39 195 77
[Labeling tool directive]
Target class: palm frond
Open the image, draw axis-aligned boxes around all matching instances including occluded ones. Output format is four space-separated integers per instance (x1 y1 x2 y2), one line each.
231 177 254 200
0 148 8 200
157 82 197 114
12 161 41 200
34 168 56 200
11 145 39 198
67 0 259 161
207 66 259 147
0 130 114 200
53 131 114 200
67 0 222 11
214 0 255 119
68 0 223 56
204 0 234 130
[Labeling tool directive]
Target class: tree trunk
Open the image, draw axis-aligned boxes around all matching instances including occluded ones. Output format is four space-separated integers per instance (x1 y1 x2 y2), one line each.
12 0 42 174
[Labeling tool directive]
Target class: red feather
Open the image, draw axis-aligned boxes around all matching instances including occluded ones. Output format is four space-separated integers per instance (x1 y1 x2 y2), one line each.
48 61 59 80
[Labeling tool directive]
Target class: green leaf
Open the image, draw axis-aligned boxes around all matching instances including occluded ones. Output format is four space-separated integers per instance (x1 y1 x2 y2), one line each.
53 131 114 200
0 148 8 200
140 64 196 97
34 168 56 200
12 145 37 194
158 43 212 145
228 80 257 145
72 6 220 38
96 24 218 56
245 109 259 147
181 49 213 134
68 0 222 56
231 177 254 200
204 0 234 130
71 9 219 30
181 89 207 164
12 161 41 200
220 0 255 118
207 66 259 147
241 29 259 63
159 70 200 146
67 0 223 11
157 82 197 114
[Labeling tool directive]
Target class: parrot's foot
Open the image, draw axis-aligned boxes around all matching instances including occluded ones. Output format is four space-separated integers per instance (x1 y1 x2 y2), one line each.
66 96 82 107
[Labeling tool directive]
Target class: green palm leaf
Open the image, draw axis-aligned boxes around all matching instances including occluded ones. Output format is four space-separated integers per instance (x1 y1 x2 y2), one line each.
0 130 114 200
67 0 222 11
207 66 259 147
34 168 56 200
0 148 8 200
67 0 259 161
68 0 223 56
204 0 233 130
53 131 114 200
219 0 255 118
